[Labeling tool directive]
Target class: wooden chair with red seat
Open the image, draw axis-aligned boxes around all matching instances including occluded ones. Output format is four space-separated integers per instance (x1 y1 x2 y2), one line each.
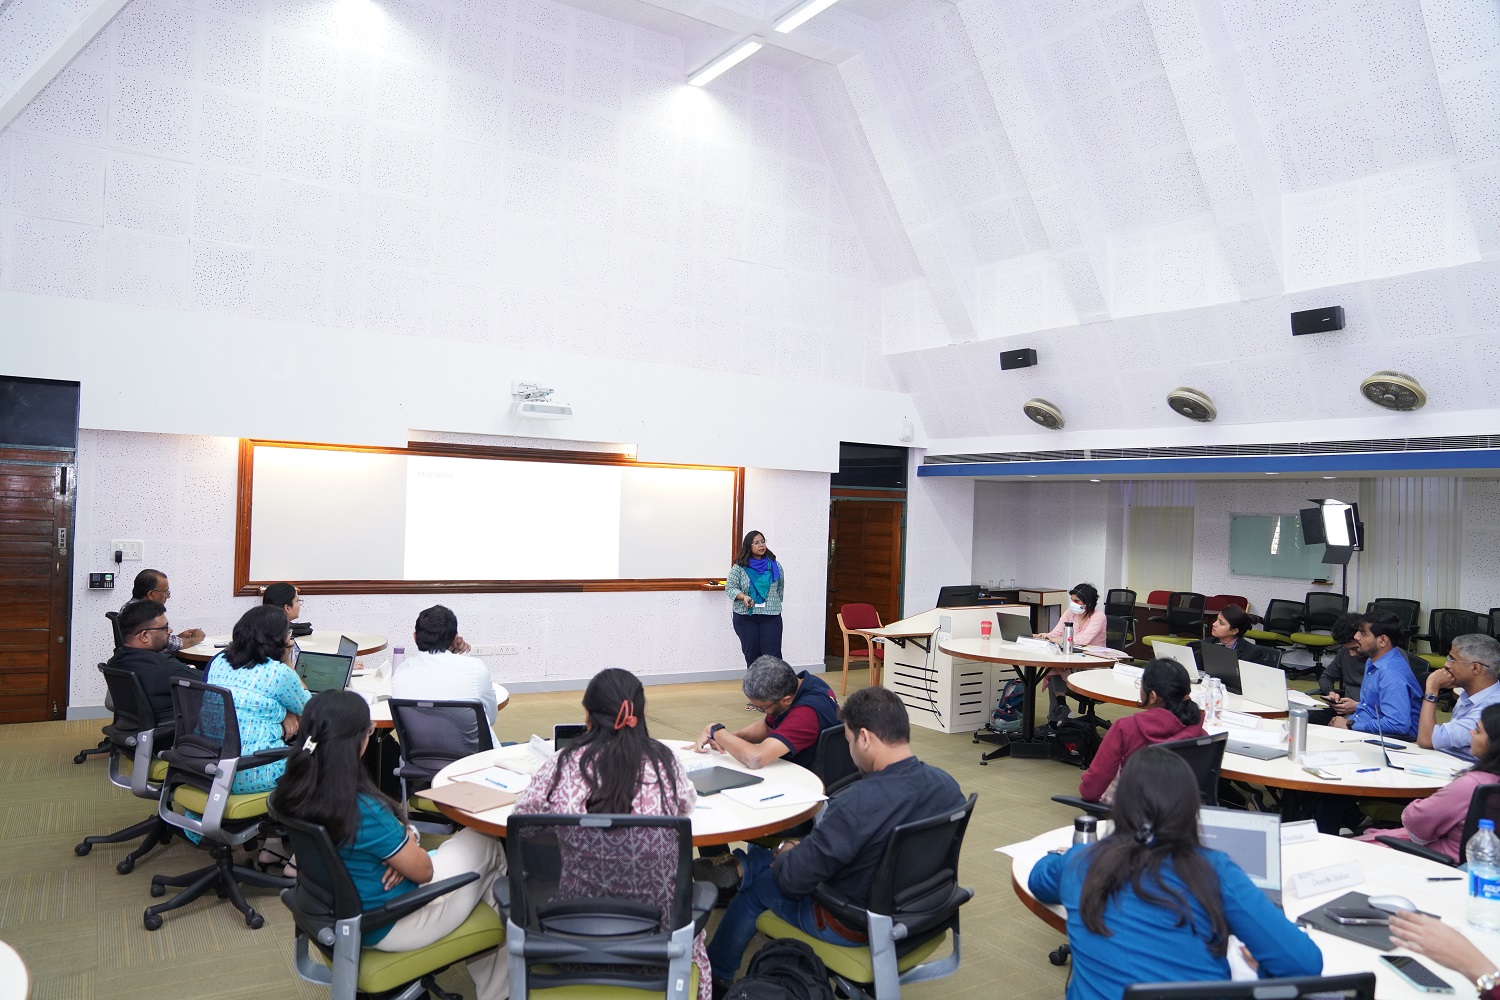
1204 595 1249 615
836 603 884 694
1144 590 1172 608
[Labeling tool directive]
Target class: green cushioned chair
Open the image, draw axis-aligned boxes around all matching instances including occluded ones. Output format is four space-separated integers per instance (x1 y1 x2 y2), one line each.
501 813 716 1000
1288 593 1350 672
1151 635 1193 646
143 677 295 931
75 663 178 875
1244 599 1306 649
279 811 506 1000
755 794 977 1000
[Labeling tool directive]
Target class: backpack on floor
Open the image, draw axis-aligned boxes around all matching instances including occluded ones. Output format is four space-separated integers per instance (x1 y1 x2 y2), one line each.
724 938 836 1000
985 677 1026 734
1050 717 1104 769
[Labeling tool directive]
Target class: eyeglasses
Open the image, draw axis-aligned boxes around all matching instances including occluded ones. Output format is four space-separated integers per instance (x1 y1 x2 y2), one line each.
138 625 171 635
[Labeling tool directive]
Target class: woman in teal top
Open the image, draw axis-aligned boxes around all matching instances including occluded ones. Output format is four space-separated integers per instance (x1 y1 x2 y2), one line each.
269 690 508 999
727 530 784 666
203 605 311 794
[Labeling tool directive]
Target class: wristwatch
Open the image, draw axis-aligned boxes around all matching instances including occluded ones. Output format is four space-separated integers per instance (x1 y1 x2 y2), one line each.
1424 693 1440 703
709 723 725 738
1476 970 1499 992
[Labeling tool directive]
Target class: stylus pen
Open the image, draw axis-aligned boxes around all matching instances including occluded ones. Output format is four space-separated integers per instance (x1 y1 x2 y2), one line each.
1355 767 1380 773
759 793 785 802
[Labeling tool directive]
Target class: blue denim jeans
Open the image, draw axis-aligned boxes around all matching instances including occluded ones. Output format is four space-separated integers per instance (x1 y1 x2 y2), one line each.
706 845 850 981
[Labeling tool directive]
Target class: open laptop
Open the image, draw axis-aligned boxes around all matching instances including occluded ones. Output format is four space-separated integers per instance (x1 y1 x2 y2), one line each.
1199 641 1242 695
1239 660 1290 713
995 612 1031 643
337 633 357 658
1199 806 1283 906
295 647 356 693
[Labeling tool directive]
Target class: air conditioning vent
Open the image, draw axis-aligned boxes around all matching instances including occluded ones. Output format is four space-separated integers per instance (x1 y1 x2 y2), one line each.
1360 371 1426 411
1167 387 1216 422
1023 398 1064 430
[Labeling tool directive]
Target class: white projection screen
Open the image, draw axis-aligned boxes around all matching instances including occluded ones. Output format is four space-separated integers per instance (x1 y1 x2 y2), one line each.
237 441 743 594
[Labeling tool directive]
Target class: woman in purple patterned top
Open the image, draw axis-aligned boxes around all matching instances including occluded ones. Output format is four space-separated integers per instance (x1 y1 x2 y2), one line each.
513 668 708 999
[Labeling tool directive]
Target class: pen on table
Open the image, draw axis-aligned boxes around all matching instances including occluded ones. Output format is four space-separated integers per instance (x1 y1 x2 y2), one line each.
481 776 512 790
1428 876 1463 882
1354 767 1380 773
759 792 785 802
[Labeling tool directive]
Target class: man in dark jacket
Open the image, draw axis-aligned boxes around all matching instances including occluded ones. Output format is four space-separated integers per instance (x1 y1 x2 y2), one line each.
704 686 965 989
106 599 201 724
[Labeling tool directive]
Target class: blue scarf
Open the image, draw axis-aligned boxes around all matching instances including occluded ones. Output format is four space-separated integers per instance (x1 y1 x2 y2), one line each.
744 557 781 602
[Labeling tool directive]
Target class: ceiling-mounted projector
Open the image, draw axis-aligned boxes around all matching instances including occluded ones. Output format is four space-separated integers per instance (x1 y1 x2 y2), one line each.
512 380 573 419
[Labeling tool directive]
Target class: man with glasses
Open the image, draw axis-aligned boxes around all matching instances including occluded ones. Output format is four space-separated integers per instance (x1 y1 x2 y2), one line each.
106 599 202 724
694 654 840 770
1328 610 1422 740
1417 634 1500 762
120 568 205 653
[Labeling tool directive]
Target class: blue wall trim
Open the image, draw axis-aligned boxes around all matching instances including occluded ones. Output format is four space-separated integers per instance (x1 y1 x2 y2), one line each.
917 450 1500 478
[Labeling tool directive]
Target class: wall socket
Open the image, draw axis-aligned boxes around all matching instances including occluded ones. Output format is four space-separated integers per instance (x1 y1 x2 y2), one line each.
111 539 145 561
470 644 522 656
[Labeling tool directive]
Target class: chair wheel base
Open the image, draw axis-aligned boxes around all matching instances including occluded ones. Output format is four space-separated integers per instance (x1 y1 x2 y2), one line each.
74 843 91 856
1049 944 1071 966
149 882 166 898
73 754 88 764
117 859 135 875
143 913 162 931
245 911 263 929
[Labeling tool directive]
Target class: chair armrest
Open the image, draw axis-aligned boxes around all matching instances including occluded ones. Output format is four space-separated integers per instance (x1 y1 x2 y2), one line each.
493 879 510 919
363 872 482 932
1374 836 1455 867
811 883 867 929
1051 795 1112 819
239 745 295 771
691 881 717 934
1147 616 1167 623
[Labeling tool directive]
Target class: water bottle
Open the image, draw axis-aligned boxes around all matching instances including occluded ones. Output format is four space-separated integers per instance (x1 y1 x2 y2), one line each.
1073 815 1098 846
1467 819 1500 930
1204 677 1224 727
1063 621 1074 655
1287 707 1309 762
380 646 404 681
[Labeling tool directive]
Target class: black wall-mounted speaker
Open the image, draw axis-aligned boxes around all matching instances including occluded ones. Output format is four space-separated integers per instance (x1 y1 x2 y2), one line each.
1000 348 1038 370
1290 306 1345 336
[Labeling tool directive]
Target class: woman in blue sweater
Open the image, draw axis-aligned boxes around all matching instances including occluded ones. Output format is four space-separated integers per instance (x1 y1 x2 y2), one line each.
1030 749 1321 1000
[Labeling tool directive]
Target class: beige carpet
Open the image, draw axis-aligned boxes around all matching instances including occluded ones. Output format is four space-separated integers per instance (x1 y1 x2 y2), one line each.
1 666 1130 999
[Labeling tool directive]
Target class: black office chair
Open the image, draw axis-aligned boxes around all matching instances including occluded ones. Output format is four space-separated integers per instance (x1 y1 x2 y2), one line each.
1236 641 1282 670
500 813 715 999
1489 608 1500 640
1244 599 1305 648
144 677 294 930
754 794 977 1000
935 585 981 608
1377 783 1500 867
1416 609 1490 671
812 723 859 792
1303 592 1348 630
1104 614 1134 653
74 664 176 873
1367 598 1421 640
1103 589 1136 619
74 612 128 766
1051 733 1227 820
1123 973 1375 999
277 812 505 1000
388 698 494 834
1149 592 1206 640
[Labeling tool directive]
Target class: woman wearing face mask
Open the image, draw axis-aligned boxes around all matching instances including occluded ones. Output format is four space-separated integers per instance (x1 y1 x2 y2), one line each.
1036 583 1106 723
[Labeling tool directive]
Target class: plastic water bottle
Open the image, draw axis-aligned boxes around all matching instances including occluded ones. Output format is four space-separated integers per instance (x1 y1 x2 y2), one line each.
380 646 404 681
1204 677 1224 727
1467 819 1500 930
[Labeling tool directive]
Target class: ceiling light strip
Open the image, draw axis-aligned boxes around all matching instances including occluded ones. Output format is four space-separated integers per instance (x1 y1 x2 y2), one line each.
687 36 763 87
774 0 841 33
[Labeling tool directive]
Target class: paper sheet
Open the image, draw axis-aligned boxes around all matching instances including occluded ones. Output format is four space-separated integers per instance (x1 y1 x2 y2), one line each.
452 765 532 792
719 784 826 810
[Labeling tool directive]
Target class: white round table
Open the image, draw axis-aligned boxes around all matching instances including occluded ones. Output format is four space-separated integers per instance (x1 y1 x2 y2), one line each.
1067 667 1290 718
346 673 510 730
0 940 27 1000
429 739 826 846
177 630 388 663
1218 724 1454 798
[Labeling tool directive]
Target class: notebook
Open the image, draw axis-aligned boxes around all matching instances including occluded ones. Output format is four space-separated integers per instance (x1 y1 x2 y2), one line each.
1199 806 1283 906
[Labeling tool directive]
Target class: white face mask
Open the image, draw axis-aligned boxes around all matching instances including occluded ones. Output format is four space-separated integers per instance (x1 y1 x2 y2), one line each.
1069 601 1086 615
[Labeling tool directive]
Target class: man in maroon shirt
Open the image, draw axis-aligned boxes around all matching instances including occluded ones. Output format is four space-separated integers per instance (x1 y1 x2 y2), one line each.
694 655 841 770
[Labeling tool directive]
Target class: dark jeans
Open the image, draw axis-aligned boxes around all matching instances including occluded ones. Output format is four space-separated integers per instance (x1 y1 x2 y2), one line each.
706 846 848 981
732 613 783 666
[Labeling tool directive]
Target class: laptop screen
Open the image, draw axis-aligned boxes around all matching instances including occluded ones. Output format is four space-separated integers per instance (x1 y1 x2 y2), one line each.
337 634 357 658
1199 806 1281 890
996 613 1031 642
296 651 354 693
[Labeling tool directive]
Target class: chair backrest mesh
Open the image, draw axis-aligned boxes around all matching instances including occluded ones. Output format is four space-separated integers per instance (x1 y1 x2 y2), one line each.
1105 616 1131 651
389 699 494 777
1157 733 1227 806
1166 593 1205 630
812 725 858 788
1457 783 1500 865
1104 589 1136 616
1262 600 1305 632
168 678 240 776
106 610 124 648
1368 598 1421 635
275 812 367 931
100 664 156 741
866 794 976 922
1432 609 1486 655
1304 593 1349 628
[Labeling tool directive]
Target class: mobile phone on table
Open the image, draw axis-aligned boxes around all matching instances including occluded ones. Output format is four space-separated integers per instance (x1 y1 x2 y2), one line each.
1364 738 1406 750
1380 955 1455 993
1302 766 1341 780
1326 906 1389 925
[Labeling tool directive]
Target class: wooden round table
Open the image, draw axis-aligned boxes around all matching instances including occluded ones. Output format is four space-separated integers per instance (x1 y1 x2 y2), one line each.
1066 667 1289 718
1005 825 1495 998
938 637 1104 761
429 740 826 846
1219 724 1453 797
177 630 388 663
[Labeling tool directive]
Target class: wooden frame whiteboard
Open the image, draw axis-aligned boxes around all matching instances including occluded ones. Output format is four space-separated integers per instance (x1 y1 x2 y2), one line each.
233 440 743 596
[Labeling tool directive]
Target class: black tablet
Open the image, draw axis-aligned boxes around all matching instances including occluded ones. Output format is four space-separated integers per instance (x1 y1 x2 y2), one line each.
689 766 764 796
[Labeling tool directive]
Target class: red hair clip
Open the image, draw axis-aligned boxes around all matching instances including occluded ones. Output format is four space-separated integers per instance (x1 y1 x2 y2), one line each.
613 699 638 730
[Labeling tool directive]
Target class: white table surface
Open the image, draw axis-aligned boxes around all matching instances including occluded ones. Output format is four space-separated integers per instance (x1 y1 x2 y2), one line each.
1005 825 1500 999
347 672 510 727
0 940 27 1000
1067 666 1291 718
939 636 1105 668
429 739 826 845
177 630 389 662
1217 723 1456 797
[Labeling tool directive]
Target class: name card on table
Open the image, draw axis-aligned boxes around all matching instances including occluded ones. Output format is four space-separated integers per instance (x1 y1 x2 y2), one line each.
1291 860 1364 899
1220 710 1262 730
1280 820 1321 845
1113 663 1145 682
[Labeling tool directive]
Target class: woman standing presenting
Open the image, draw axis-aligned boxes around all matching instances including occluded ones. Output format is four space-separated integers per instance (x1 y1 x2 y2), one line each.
727 530 784 666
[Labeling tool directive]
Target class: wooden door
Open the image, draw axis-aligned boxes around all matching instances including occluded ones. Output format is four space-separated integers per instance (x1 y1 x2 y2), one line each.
0 451 74 723
825 493 904 657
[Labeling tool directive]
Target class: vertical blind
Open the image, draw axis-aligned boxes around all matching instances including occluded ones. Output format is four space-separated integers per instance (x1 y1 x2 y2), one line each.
1126 505 1196 595
1356 477 1463 618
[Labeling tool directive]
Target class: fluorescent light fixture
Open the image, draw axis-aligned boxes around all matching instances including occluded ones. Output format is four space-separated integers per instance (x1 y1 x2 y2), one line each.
774 0 841 32
687 36 763 87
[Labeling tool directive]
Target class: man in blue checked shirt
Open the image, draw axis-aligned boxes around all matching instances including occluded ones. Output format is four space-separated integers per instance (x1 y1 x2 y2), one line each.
1329 610 1422 741
1417 634 1500 761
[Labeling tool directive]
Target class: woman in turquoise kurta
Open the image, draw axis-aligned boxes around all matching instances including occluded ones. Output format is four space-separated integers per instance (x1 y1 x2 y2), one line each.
204 605 311 794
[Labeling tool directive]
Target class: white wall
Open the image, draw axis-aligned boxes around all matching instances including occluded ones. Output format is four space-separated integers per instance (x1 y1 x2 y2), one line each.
972 480 1125 594
69 429 831 712
901 448 973 616
1463 479 1500 615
